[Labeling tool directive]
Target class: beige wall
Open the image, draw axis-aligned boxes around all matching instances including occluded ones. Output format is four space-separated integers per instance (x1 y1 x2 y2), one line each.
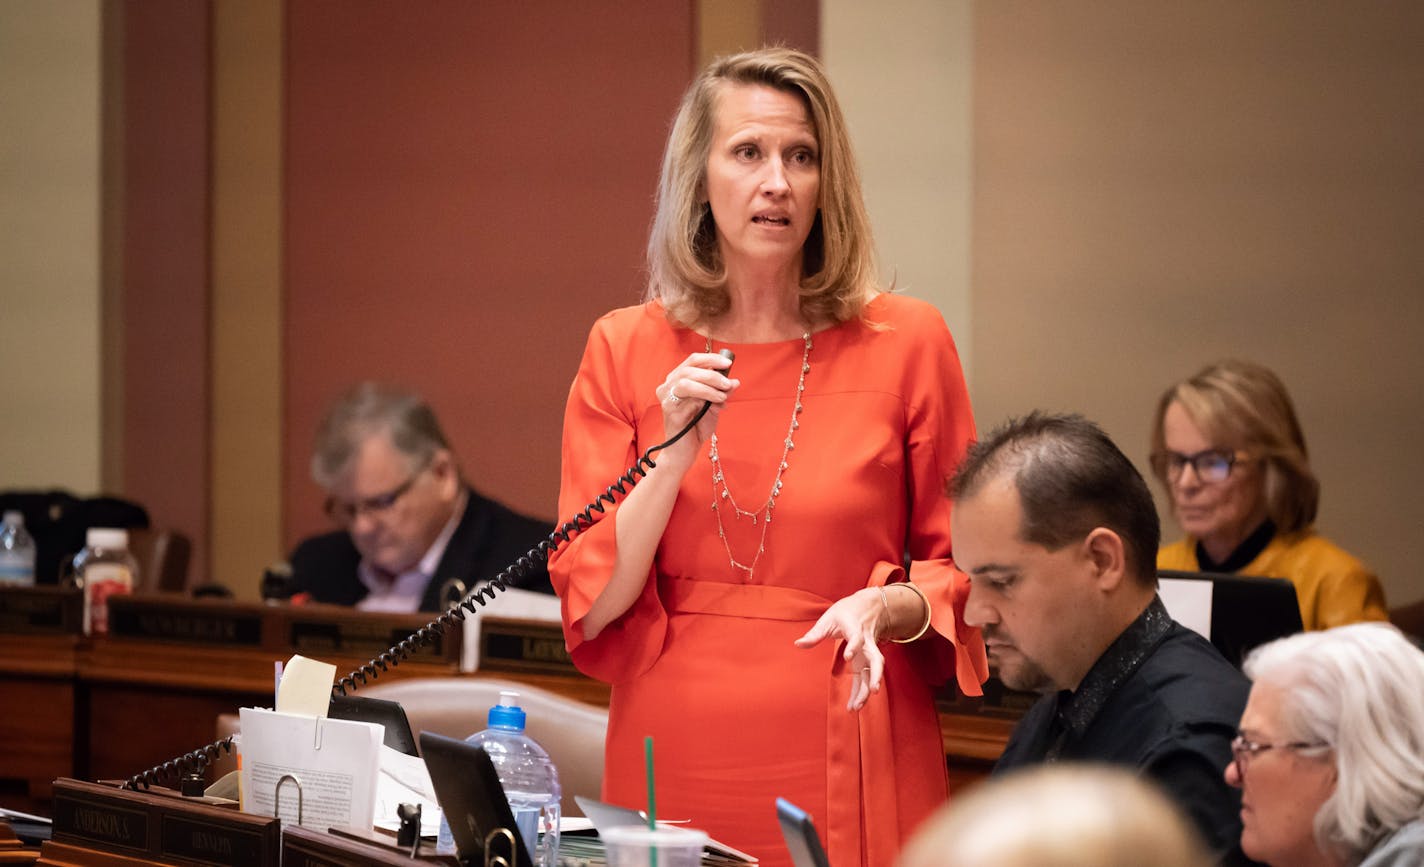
210 0 284 596
4 2 1419 608
823 0 975 376
972 2 1424 606
0 2 103 492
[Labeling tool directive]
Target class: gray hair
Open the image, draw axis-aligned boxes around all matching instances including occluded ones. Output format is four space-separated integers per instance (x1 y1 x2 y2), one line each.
310 382 451 487
1243 623 1424 863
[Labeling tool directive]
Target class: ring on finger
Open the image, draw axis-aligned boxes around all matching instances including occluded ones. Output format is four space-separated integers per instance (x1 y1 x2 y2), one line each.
668 388 680 404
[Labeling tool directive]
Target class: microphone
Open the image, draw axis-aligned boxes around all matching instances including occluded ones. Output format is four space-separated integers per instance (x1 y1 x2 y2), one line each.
716 348 736 382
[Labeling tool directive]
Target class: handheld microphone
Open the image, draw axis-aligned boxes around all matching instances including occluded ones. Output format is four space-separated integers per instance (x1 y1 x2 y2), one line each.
716 347 736 383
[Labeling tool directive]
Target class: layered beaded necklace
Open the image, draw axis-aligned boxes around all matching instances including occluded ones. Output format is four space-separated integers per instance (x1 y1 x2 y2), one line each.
706 331 812 580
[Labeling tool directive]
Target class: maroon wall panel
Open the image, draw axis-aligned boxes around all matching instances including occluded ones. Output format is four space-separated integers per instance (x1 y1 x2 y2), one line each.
762 0 820 57
121 1 212 581
283 2 696 547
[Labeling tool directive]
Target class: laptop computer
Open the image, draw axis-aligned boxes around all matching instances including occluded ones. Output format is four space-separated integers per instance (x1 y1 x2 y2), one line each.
420 731 532 866
776 798 831 867
1158 569 1304 667
328 694 419 756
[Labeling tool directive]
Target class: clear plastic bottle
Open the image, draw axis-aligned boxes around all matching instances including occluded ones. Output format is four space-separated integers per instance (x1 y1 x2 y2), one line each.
0 510 37 587
437 690 562 865
71 528 139 635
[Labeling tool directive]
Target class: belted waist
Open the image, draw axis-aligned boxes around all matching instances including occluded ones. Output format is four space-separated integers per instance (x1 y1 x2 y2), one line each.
659 576 832 621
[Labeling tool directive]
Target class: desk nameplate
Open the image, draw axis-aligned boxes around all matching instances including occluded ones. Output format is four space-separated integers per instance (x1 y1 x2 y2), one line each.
108 599 263 646
0 586 81 634
50 778 280 866
103 596 458 665
479 617 575 675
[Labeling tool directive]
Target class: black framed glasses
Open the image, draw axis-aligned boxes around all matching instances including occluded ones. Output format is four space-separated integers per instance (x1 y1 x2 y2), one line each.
323 460 430 526
1149 449 1250 484
1230 734 1329 777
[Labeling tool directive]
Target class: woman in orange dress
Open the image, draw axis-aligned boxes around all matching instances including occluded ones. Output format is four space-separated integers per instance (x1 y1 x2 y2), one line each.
549 48 986 867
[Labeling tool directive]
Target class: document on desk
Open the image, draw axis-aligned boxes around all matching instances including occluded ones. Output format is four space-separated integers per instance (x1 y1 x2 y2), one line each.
238 706 382 831
374 744 443 837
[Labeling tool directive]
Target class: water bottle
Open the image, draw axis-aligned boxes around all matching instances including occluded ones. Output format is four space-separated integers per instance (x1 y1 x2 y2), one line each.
71 528 139 635
0 511 37 587
437 690 562 865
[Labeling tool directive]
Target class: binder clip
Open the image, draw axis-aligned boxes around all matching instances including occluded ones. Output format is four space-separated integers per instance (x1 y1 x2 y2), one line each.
273 773 304 826
483 827 519 867
396 802 422 856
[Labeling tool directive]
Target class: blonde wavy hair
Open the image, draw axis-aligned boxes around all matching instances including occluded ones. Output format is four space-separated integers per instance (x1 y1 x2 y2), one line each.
645 47 880 327
1150 359 1319 534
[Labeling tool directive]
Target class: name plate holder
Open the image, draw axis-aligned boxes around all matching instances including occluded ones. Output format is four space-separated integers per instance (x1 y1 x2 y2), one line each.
0 585 81 635
478 617 574 675
43 777 280 866
103 596 460 666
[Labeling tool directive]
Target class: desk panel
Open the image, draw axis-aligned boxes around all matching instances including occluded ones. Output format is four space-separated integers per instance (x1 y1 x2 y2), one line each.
0 611 1016 815
0 634 80 811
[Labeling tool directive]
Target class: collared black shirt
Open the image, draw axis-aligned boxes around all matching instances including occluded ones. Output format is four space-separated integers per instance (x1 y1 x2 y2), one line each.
995 597 1258 866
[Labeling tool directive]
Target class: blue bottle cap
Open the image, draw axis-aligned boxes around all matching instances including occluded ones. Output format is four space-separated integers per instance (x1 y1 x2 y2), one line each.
488 690 526 731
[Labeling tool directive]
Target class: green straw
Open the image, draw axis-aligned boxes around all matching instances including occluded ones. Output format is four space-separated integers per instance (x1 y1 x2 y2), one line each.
645 735 658 867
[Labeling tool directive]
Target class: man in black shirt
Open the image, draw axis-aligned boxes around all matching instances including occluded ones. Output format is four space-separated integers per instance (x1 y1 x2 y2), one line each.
949 412 1254 866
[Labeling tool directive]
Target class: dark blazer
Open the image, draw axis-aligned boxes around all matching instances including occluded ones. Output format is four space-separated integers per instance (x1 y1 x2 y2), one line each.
287 488 554 611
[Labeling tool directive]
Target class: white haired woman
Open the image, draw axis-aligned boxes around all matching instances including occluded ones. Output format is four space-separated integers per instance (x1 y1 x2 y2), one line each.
1227 622 1424 866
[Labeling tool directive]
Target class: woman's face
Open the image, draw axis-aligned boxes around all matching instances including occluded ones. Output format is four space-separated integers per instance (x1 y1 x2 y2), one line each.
1161 400 1268 554
1225 681 1337 867
703 83 820 279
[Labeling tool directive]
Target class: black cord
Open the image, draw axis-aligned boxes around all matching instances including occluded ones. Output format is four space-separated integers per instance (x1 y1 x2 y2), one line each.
328 387 717 696
124 353 730 790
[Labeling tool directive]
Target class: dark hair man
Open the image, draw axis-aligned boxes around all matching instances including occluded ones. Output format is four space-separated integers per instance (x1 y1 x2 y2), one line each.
950 412 1256 866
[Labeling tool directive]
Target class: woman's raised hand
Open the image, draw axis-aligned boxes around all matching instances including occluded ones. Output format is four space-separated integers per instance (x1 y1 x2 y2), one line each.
655 351 738 466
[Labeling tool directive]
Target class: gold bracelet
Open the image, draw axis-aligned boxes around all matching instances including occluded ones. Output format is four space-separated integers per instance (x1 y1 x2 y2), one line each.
875 586 892 640
889 581 932 644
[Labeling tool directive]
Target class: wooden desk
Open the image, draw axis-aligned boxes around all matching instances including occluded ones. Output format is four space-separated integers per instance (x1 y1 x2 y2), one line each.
0 633 82 811
0 597 1017 814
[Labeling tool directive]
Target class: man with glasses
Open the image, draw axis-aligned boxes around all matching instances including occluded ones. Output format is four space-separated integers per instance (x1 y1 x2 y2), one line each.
950 413 1258 866
286 382 553 612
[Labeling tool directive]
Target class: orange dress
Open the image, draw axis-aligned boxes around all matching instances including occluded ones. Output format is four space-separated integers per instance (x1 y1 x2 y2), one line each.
550 294 987 867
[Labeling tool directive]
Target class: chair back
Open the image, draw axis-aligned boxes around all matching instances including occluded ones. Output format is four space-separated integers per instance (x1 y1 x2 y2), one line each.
128 527 193 594
360 677 608 819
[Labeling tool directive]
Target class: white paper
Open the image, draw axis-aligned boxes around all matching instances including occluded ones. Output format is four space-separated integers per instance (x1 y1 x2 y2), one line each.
238 707 382 831
374 745 443 837
1159 578 1214 640
459 586 563 672
275 654 337 718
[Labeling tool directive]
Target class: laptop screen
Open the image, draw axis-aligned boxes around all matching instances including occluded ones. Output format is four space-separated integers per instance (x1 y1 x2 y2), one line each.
1158 569 1303 667
328 694 419 756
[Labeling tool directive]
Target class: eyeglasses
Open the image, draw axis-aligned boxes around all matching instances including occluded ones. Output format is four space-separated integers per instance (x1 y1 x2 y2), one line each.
324 461 430 526
1149 449 1250 484
1230 734 1329 778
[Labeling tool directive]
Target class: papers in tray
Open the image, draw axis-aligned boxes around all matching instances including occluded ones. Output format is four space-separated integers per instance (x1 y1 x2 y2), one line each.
238 706 382 831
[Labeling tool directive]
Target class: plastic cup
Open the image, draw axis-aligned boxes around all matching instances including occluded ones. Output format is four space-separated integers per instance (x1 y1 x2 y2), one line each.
601 826 709 867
